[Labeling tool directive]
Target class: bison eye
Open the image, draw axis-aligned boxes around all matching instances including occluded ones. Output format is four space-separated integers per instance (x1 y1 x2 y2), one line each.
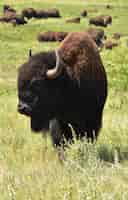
30 79 42 93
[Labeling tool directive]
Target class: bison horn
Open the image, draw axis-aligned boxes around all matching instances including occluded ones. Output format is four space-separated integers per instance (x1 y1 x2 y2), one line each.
46 49 62 79
29 49 32 57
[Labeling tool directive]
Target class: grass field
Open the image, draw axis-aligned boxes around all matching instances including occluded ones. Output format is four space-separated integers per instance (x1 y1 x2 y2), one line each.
0 0 128 199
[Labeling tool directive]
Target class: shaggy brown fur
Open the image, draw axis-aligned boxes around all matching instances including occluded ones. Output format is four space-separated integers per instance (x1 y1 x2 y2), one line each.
58 32 107 81
37 31 68 42
86 28 106 47
89 15 112 27
66 17 80 23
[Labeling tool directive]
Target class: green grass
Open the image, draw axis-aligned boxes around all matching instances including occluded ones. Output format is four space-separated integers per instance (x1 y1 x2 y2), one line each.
0 0 128 199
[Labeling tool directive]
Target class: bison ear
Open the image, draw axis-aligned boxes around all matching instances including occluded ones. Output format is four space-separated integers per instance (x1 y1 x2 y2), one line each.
29 49 32 58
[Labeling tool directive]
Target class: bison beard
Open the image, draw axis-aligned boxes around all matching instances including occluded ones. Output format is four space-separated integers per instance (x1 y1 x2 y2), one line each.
17 32 107 147
31 116 49 132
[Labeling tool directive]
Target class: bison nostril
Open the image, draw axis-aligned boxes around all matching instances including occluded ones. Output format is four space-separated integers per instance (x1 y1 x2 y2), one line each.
18 102 32 116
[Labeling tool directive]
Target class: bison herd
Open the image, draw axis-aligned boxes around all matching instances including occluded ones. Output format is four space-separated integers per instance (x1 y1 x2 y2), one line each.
1 3 124 148
0 4 122 50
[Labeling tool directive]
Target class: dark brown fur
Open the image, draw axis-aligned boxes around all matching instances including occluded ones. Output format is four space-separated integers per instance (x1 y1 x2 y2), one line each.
17 32 108 147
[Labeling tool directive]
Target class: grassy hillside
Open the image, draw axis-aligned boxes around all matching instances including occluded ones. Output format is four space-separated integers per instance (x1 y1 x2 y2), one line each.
0 0 128 199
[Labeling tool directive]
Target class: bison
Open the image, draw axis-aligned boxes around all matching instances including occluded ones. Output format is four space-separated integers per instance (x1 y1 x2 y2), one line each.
17 32 107 147
22 8 60 19
37 31 68 42
66 17 80 24
89 15 112 27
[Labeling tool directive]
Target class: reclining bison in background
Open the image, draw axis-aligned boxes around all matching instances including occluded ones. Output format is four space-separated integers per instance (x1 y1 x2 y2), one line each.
89 15 112 27
37 31 68 42
37 28 105 46
66 17 80 23
22 8 61 19
17 32 108 147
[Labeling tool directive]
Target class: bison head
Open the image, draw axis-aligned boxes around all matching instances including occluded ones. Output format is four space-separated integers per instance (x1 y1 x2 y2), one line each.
17 49 66 132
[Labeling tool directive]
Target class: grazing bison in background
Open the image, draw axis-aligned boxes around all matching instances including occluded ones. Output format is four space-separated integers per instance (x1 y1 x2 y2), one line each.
66 17 80 23
37 31 68 42
17 32 107 147
89 15 112 27
86 28 106 47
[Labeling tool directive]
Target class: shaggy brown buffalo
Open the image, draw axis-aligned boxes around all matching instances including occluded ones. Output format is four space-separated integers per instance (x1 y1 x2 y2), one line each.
22 8 60 19
17 32 107 147
37 31 68 42
89 15 112 27
66 17 80 23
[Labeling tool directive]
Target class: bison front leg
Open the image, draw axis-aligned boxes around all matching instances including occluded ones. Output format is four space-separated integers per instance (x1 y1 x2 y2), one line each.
49 119 73 147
